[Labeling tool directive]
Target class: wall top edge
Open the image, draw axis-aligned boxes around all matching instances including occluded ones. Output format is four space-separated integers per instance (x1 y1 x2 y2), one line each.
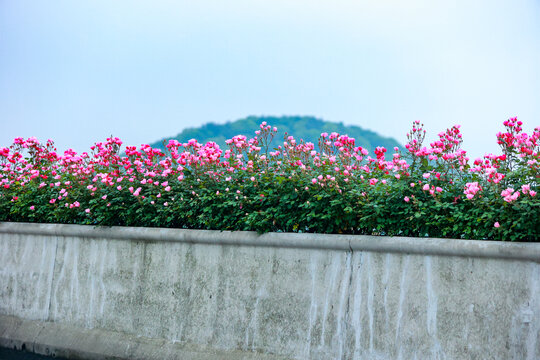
0 222 539 262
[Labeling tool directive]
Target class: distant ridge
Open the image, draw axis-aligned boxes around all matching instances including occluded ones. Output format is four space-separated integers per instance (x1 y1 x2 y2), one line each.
150 115 402 153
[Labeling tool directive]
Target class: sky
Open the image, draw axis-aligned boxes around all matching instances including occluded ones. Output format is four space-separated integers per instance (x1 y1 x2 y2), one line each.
1 0 539 159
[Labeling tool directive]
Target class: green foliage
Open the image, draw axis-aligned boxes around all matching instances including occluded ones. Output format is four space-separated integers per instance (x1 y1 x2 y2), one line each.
1 118 538 241
150 115 403 153
2 171 538 241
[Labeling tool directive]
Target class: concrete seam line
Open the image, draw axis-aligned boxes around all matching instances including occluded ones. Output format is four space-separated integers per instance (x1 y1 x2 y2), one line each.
1 222 539 261
0 315 290 360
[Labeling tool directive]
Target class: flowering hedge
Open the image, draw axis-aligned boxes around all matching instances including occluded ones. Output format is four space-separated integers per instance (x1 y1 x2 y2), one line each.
0 118 538 241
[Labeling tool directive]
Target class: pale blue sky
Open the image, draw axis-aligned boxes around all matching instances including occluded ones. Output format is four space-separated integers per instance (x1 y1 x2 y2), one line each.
1 0 539 159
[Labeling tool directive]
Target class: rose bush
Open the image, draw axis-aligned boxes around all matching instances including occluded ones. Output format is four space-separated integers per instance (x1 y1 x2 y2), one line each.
1 118 538 241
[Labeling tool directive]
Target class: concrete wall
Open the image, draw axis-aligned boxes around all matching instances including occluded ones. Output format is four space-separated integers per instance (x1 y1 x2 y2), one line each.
0 222 539 360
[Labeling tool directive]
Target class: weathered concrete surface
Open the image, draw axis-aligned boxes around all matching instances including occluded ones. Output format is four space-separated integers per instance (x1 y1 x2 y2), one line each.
0 314 287 360
1 222 540 360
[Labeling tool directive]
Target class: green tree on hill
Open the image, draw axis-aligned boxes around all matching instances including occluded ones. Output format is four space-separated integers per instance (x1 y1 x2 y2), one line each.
150 116 402 153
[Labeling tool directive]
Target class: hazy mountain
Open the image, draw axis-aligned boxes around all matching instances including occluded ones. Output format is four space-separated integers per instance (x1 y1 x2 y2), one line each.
150 115 402 153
